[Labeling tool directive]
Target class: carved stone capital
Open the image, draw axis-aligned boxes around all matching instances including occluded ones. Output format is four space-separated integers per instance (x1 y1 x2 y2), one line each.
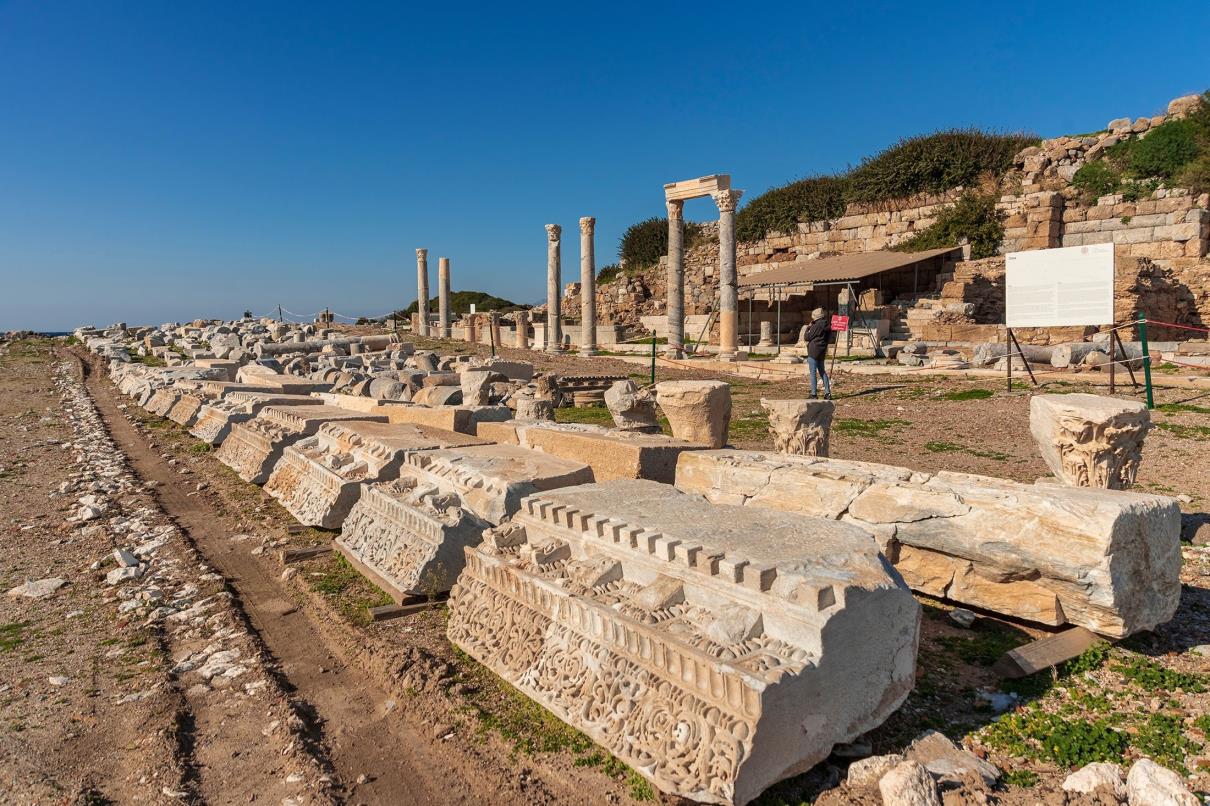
545 224 562 241
579 216 595 235
712 189 744 213
665 200 684 221
416 248 428 260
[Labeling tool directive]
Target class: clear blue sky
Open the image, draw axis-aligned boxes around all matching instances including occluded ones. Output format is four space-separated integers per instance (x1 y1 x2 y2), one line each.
1 0 1207 330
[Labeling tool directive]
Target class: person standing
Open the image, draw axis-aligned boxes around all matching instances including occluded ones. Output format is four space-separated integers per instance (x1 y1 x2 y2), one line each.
802 307 832 399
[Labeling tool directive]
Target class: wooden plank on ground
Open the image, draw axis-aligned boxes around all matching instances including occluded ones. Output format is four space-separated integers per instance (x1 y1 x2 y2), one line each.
279 545 332 565
368 598 446 622
993 626 1104 679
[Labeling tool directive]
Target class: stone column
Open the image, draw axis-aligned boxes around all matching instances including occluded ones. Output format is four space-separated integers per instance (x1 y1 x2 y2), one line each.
489 311 502 349
515 310 529 349
545 224 563 352
757 321 774 347
579 217 597 356
438 257 451 338
415 248 430 337
713 189 743 361
665 200 685 359
466 314 479 344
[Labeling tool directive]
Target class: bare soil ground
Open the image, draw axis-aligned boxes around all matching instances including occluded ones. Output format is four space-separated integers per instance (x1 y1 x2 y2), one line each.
4 333 1209 805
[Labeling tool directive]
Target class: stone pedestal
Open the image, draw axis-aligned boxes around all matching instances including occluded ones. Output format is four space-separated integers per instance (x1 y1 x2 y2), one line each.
761 399 834 456
545 224 563 352
605 380 659 432
665 201 684 359
1029 393 1149 489
514 310 529 349
415 248 430 337
579 217 598 356
655 380 732 448
438 257 451 338
713 189 743 361
757 321 774 348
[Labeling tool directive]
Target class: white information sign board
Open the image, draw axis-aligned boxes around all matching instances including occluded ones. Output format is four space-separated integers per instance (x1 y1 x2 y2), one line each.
1005 243 1115 328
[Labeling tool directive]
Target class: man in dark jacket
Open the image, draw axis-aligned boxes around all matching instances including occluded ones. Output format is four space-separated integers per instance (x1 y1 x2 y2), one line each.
802 307 831 399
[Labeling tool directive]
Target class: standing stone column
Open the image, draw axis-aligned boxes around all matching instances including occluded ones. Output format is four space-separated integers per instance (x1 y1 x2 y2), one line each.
665 200 685 359
489 311 502 349
712 189 743 361
579 217 597 356
466 314 479 344
438 257 452 338
545 224 563 352
515 310 529 349
415 249 430 338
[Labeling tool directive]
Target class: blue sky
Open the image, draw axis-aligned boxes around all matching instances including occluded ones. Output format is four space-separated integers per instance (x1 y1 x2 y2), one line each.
1 1 1207 330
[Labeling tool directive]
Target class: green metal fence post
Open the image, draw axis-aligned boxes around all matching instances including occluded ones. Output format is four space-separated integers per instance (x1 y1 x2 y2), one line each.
1137 314 1154 410
650 336 656 385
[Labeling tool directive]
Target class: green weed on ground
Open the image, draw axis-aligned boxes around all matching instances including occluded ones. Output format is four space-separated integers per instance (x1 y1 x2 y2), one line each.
1155 421 1210 440
943 388 994 401
1158 402 1210 415
924 441 1010 462
306 554 392 626
0 622 30 652
834 417 909 442
555 406 615 427
729 412 770 441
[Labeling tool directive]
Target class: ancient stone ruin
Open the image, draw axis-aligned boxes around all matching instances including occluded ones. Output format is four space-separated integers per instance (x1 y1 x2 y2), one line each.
655 380 732 448
760 399 834 456
446 479 920 804
1029 393 1150 489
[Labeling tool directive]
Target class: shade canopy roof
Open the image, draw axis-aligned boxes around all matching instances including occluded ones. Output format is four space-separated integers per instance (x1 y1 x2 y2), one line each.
737 246 962 287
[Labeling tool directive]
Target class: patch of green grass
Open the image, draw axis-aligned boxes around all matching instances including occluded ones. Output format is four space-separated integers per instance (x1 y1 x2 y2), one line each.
1134 713 1203 775
554 406 615 427
1000 769 1039 788
189 442 212 454
943 388 994 401
1193 714 1210 734
1115 656 1207 693
1155 421 1210 440
998 642 1112 698
729 412 770 441
982 710 1129 768
0 622 29 652
924 441 1010 461
834 417 909 442
1158 402 1210 415
307 554 392 625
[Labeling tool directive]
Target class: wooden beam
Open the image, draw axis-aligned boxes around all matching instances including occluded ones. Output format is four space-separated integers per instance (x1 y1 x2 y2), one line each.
368 598 446 622
278 545 332 565
993 626 1104 679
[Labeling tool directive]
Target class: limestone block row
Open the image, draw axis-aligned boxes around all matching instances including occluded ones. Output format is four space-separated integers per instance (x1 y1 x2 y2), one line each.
190 392 324 446
336 444 593 600
263 420 486 529
674 450 1181 638
446 479 919 805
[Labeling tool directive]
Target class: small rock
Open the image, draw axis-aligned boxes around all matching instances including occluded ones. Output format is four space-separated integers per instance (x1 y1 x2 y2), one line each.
285 773 305 784
1190 645 1210 657
1125 758 1198 805
281 568 297 582
113 547 140 567
976 689 1018 713
48 675 69 687
106 565 144 585
879 761 940 806
355 774 370 785
847 753 904 787
904 730 999 786
948 608 977 628
1063 762 1125 798
6 577 67 599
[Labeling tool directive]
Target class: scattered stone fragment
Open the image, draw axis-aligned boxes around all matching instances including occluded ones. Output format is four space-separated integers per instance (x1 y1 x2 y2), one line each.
47 676 69 687
1125 758 1199 805
604 380 659 433
846 753 904 787
1062 762 1125 798
114 547 140 567
878 761 941 806
948 608 976 628
903 731 999 787
654 380 731 448
6 577 67 598
760 398 833 456
1029 393 1149 489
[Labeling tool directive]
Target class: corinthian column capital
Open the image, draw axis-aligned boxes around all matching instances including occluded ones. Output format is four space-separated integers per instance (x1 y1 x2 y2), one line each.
579 216 596 235
416 248 428 260
711 189 744 213
545 224 562 241
665 200 684 221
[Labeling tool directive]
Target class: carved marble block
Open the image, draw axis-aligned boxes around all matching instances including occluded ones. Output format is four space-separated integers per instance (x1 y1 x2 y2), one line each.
760 399 834 456
146 381 203 417
190 392 325 446
263 421 487 529
384 403 512 435
675 450 1181 638
1029 393 1149 489
512 389 556 421
475 420 706 483
605 379 660 432
655 380 732 448
215 405 389 484
446 479 920 805
337 444 593 600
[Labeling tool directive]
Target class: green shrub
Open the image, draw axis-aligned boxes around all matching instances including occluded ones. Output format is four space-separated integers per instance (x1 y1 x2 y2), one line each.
892 193 1005 259
735 175 849 241
1120 119 1201 179
1176 153 1210 195
618 217 707 270
396 290 525 317
1072 161 1122 202
596 263 621 284
845 130 1038 205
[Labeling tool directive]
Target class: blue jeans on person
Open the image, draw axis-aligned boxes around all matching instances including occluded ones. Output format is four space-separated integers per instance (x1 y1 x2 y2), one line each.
807 356 830 397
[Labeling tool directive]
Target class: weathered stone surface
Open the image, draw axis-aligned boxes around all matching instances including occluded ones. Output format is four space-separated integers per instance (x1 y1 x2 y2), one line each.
263 421 486 529
460 369 495 406
1126 758 1199 805
760 399 833 456
605 380 659 433
190 393 325 446
215 405 388 484
412 385 463 406
447 479 920 805
1030 393 1149 489
385 403 511 434
655 380 731 448
1062 762 1125 798
878 761 940 806
475 420 705 483
337 444 593 600
674 450 1181 637
903 730 998 786
512 389 556 421
846 753 904 787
